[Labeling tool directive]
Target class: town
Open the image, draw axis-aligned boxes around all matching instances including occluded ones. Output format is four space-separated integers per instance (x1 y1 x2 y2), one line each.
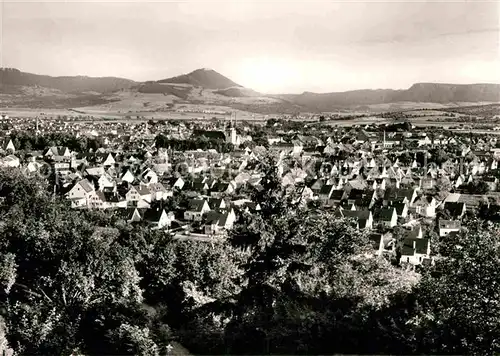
1 111 499 268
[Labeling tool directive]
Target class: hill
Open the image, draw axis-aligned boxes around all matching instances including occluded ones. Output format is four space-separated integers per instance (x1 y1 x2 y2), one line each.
158 68 241 89
214 86 262 97
0 68 136 93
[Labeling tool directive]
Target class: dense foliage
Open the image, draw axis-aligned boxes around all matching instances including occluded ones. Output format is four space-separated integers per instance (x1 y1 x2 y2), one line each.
8 131 103 153
155 134 234 153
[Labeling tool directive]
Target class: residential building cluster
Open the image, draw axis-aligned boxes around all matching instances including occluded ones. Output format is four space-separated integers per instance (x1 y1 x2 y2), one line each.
1 114 499 267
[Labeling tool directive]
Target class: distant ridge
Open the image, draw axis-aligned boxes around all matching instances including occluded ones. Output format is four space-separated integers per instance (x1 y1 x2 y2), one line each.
158 68 241 90
1 67 499 112
283 83 500 111
0 68 136 93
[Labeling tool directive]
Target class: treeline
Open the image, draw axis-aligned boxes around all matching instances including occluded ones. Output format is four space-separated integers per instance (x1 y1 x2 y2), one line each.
7 131 103 153
155 134 234 153
0 157 499 355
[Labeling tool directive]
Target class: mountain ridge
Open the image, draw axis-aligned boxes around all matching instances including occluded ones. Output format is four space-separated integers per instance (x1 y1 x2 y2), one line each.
1 67 499 112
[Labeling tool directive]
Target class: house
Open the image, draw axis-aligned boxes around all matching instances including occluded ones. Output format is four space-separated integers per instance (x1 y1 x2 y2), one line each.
100 191 127 209
121 170 135 184
204 209 236 235
438 219 461 237
99 152 116 167
231 199 261 213
119 207 144 223
405 226 423 239
393 202 409 218
368 232 395 256
318 184 334 203
143 209 174 229
67 179 95 208
141 168 159 184
208 198 226 210
210 182 235 198
1 139 15 152
375 207 398 228
192 181 209 193
126 185 152 207
45 146 71 158
97 174 115 191
149 182 171 200
0 155 20 168
339 209 373 229
400 237 431 266
184 199 210 221
170 177 185 190
383 188 418 207
87 190 105 209
412 195 437 217
310 179 324 194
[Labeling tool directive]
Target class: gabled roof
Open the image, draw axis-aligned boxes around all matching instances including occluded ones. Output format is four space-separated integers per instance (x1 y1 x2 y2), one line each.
393 202 407 215
208 198 224 210
78 179 94 193
134 185 151 196
188 199 208 212
149 182 167 192
143 208 166 223
205 210 229 226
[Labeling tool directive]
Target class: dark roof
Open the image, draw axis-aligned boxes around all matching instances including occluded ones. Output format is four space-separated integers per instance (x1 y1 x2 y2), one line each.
188 199 207 212
319 184 333 195
192 182 208 191
415 239 429 254
143 208 165 223
384 188 414 202
376 207 396 221
347 189 364 200
368 233 382 250
393 202 407 215
342 209 371 220
212 182 230 192
205 211 229 226
444 202 465 218
208 198 224 210
402 237 429 255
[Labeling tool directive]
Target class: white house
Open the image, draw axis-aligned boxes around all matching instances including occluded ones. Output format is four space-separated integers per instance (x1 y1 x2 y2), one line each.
67 179 95 208
438 219 461 237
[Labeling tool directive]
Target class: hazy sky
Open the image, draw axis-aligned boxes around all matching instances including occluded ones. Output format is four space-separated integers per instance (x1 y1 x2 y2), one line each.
1 0 499 93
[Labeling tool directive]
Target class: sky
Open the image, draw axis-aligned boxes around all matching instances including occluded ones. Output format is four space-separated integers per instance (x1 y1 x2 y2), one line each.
0 0 499 93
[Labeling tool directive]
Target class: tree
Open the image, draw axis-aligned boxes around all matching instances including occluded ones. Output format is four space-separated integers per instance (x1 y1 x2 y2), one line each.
466 180 490 195
0 170 162 355
411 220 500 354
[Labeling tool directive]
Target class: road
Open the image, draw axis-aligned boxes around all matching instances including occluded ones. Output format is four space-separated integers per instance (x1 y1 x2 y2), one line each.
171 232 226 242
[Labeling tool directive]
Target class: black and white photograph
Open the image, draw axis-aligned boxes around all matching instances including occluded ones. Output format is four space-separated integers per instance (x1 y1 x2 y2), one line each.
0 0 499 354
